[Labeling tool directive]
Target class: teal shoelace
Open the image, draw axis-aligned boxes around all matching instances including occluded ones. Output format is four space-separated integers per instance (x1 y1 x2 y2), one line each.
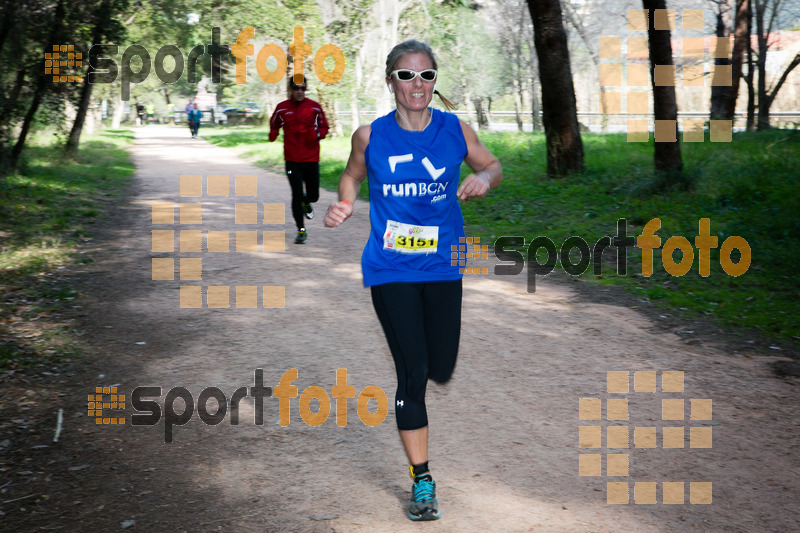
413 478 435 502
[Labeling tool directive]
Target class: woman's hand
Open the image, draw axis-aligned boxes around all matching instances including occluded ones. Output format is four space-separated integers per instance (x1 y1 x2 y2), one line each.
457 172 491 201
324 200 354 227
326 126 369 227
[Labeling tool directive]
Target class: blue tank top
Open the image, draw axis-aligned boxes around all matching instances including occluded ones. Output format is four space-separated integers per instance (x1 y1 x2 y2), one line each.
362 108 468 287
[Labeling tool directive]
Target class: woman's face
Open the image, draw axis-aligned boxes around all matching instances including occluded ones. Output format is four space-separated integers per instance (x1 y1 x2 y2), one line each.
387 52 435 114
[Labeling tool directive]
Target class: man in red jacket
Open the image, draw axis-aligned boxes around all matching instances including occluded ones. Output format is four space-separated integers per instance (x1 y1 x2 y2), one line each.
269 78 330 244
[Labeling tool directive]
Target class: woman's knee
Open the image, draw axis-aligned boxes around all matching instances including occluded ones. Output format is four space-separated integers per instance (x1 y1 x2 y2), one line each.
428 367 454 385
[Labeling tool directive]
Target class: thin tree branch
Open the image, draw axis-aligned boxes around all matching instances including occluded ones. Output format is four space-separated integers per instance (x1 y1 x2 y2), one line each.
767 51 800 98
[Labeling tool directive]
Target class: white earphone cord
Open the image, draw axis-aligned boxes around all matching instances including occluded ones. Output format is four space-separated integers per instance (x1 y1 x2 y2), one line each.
395 107 431 132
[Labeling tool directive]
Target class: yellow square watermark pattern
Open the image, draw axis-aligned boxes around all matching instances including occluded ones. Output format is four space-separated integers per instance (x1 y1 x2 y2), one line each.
579 370 714 504
88 387 125 424
451 237 489 275
600 9 733 143
579 454 602 476
151 174 286 308
607 454 630 477
47 44 83 83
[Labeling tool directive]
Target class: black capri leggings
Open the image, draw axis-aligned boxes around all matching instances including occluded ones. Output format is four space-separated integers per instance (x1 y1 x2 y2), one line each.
370 280 462 431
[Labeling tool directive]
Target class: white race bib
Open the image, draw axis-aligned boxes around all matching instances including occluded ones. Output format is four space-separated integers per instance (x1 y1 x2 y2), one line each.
383 220 439 255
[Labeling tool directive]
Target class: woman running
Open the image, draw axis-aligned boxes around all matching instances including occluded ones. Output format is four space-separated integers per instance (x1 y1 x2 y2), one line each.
324 39 501 521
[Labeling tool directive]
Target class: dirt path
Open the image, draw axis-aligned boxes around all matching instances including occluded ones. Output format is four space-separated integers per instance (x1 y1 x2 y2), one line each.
3 125 799 532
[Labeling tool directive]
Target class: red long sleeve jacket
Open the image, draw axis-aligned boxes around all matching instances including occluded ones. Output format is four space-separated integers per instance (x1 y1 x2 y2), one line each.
268 98 329 163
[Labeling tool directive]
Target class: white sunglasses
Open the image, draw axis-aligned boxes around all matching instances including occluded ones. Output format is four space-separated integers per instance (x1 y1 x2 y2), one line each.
390 69 437 82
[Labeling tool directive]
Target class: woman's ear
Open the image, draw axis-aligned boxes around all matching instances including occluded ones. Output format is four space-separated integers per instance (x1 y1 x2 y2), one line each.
387 85 393 94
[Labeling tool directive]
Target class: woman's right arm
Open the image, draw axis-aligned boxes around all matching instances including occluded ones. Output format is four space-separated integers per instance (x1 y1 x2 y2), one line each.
324 125 370 228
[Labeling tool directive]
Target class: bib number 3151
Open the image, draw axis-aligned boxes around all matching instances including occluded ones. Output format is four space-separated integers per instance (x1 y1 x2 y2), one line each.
383 220 439 254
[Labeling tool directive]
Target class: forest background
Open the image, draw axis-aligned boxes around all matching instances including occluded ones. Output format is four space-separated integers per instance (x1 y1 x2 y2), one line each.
1 0 800 158
1 0 799 364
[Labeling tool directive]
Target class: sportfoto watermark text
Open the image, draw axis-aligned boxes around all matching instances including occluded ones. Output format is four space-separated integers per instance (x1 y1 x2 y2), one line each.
87 26 344 100
494 218 750 292
99 369 387 443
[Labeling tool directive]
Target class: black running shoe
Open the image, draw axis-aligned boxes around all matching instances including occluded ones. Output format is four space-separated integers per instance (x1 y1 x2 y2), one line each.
408 474 440 521
303 202 314 220
294 229 307 244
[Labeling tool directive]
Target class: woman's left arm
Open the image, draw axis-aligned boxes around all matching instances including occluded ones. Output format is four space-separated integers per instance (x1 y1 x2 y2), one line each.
457 120 502 201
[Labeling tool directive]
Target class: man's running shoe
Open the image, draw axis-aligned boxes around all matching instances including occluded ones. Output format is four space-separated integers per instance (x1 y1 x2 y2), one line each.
294 229 307 244
303 202 314 219
408 474 440 521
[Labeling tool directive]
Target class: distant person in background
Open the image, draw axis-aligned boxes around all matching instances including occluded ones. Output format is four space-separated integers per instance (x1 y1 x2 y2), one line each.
268 78 329 244
185 99 194 135
136 102 145 126
188 103 203 138
145 102 155 124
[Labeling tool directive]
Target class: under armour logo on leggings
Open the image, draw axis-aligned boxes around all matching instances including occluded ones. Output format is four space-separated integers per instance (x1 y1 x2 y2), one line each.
397 400 404 407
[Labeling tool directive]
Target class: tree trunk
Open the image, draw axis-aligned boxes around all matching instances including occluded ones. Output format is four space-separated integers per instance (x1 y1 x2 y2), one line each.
753 0 782 131
769 52 800 112
721 0 749 120
0 0 19 57
164 88 175 125
745 4 755 131
526 0 584 176
710 7 732 119
745 73 755 131
316 88 338 137
529 47 542 132
375 0 396 117
463 90 477 129
750 1 800 131
755 0 800 131
66 0 113 155
512 77 524 132
350 94 360 132
333 101 343 137
512 7 526 132
754 0 769 130
474 97 487 130
111 94 125 129
85 105 98 135
11 83 47 168
1 68 26 130
758 50 800 131
350 48 363 132
11 0 66 168
455 35 478 129
530 76 541 132
757 94 771 131
65 73 95 155
643 0 683 175
563 0 606 131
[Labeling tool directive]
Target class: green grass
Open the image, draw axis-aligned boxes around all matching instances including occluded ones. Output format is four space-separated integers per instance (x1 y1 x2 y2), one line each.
0 129 135 368
473 131 799 347
201 126 286 173
204 126 800 348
